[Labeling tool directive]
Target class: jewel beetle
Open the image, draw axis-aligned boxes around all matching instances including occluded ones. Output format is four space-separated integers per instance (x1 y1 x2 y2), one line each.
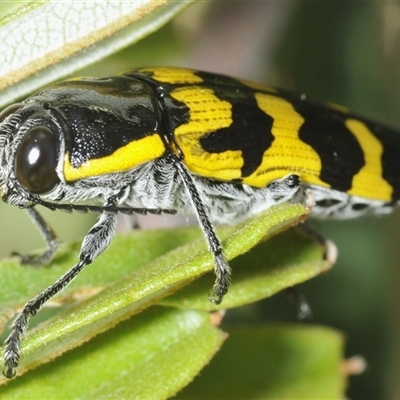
1 67 400 378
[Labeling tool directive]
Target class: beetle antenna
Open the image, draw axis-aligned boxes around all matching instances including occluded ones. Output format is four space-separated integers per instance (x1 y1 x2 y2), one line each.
31 199 177 216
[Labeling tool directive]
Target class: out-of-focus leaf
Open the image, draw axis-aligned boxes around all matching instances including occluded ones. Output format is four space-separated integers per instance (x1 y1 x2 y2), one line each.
176 324 345 400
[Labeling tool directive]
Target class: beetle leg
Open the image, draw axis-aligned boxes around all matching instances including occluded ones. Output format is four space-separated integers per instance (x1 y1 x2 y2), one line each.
3 211 117 378
12 208 60 266
284 223 338 320
296 222 338 264
285 286 313 320
169 153 230 305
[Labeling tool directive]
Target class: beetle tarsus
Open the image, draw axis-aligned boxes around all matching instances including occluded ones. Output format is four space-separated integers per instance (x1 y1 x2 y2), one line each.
209 253 231 305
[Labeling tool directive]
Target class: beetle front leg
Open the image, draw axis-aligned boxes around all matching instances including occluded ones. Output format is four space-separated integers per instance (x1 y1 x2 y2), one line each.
12 208 60 266
3 211 118 378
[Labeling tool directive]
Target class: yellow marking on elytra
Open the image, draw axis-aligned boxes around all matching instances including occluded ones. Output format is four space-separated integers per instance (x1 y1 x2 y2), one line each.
346 119 392 201
172 87 244 181
243 93 328 188
139 67 203 84
64 134 166 182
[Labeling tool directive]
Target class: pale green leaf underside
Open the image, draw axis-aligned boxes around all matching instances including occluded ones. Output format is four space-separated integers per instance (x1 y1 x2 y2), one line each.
0 0 195 108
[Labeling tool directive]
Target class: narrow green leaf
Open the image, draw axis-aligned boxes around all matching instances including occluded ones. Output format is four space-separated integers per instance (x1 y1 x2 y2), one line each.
176 324 345 400
0 307 226 399
0 0 195 108
161 228 332 310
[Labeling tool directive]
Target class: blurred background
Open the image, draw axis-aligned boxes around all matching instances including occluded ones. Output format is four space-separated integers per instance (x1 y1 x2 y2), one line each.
1 1 400 398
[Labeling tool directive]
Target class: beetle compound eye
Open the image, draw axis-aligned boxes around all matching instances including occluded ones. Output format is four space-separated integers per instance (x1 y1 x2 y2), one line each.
15 126 59 194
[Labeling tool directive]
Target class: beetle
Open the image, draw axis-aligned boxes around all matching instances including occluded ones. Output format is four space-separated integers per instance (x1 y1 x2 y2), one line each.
1 67 400 378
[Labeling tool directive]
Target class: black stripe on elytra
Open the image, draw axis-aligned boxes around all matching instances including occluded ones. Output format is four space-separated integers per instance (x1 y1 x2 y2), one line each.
288 93 365 192
130 69 274 176
362 120 400 201
194 71 275 178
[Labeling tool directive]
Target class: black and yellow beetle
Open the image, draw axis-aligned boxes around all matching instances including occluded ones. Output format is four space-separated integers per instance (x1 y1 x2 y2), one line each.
1 66 400 378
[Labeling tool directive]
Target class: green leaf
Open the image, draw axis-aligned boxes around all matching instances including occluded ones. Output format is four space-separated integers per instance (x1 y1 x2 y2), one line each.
0 306 226 399
0 0 195 108
161 228 332 310
0 201 316 382
176 324 345 400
